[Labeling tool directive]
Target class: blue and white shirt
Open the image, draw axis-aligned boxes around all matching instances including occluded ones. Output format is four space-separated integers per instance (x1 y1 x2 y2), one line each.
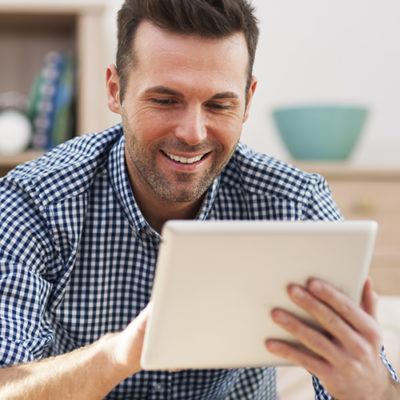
0 124 396 399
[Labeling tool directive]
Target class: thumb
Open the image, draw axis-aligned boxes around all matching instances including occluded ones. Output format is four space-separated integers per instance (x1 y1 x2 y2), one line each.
361 277 379 320
132 302 152 333
113 302 153 376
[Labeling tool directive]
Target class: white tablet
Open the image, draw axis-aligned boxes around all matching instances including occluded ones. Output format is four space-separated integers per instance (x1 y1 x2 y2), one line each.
141 220 377 370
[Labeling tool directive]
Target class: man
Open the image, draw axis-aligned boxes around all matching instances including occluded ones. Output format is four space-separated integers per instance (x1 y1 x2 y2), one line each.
0 0 398 399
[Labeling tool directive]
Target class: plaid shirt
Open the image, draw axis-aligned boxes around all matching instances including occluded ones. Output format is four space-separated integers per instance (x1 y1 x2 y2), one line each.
0 124 397 399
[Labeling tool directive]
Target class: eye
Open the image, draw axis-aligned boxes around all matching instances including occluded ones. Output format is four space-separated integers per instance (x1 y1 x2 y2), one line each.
151 98 177 106
206 102 231 111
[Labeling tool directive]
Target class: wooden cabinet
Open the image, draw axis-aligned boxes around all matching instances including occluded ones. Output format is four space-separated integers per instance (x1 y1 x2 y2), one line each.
299 163 400 295
0 0 109 176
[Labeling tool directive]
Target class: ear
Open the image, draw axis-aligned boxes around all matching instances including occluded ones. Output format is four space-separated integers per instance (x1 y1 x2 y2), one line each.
243 75 258 123
106 64 121 114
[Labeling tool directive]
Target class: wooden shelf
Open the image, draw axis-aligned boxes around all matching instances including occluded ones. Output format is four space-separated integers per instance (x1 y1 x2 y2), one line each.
295 162 400 180
0 150 44 176
0 0 109 175
0 2 108 135
0 0 105 13
0 150 44 165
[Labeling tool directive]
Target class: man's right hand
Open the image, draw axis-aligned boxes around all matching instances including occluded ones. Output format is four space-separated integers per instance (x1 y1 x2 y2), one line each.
0 304 152 400
109 302 152 377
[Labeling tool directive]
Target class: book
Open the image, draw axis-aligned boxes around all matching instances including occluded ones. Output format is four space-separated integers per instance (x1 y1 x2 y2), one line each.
51 53 76 147
28 51 77 150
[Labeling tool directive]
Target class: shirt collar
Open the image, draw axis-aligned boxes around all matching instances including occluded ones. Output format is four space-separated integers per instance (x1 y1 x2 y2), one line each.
108 130 149 233
108 127 221 233
195 175 220 220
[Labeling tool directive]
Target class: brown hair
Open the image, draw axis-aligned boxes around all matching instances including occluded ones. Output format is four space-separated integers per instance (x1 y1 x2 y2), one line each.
116 0 259 101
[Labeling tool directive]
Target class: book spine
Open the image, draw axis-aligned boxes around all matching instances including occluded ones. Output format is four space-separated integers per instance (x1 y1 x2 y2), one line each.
31 51 66 150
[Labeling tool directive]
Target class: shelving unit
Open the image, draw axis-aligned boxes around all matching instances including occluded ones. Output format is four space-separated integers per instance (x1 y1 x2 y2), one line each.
0 0 109 176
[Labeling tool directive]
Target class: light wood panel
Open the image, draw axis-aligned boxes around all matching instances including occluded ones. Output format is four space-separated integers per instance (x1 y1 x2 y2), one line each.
298 163 400 296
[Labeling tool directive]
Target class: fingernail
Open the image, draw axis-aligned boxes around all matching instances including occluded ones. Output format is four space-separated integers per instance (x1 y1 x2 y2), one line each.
273 310 289 324
291 286 305 300
309 280 323 293
266 341 281 352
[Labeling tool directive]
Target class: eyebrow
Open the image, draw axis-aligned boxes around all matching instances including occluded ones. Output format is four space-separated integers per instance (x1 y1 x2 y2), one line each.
144 86 239 100
145 86 183 97
210 92 239 100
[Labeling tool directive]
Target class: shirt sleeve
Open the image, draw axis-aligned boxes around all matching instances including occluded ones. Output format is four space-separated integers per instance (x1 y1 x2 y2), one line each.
0 177 55 366
302 173 343 221
380 346 400 382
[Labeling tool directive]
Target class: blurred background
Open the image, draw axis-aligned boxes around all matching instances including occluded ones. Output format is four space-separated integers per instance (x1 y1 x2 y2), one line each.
0 0 399 165
248 0 400 166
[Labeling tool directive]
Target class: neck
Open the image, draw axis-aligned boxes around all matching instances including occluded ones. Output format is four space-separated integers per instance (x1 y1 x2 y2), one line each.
137 194 203 234
125 157 204 234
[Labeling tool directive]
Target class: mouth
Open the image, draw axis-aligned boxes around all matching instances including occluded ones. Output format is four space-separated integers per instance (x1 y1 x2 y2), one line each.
162 151 209 165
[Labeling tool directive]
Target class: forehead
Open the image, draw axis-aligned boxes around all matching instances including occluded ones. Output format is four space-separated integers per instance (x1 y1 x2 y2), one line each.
130 21 249 88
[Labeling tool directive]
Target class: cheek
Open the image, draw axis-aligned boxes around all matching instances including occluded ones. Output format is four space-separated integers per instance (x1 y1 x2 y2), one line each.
210 119 243 149
122 107 167 145
122 101 244 149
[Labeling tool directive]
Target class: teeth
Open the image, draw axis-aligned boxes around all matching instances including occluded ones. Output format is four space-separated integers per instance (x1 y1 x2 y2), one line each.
165 152 204 164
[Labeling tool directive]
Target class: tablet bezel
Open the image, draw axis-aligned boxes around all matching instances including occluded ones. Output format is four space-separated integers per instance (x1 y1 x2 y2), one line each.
141 220 377 370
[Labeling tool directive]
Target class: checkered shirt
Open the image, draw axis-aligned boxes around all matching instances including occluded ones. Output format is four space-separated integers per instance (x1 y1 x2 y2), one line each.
0 124 397 399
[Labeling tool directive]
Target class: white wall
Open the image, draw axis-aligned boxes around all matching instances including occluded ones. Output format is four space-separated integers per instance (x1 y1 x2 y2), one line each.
103 0 400 166
245 0 400 165
100 1 124 128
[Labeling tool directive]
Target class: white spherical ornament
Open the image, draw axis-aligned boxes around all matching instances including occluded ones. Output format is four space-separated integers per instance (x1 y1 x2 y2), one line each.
0 110 32 155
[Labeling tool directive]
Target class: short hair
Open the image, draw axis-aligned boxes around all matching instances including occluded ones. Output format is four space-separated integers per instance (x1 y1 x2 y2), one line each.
116 0 259 101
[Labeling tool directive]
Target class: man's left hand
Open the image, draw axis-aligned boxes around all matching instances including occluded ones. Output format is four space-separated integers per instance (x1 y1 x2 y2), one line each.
266 278 400 400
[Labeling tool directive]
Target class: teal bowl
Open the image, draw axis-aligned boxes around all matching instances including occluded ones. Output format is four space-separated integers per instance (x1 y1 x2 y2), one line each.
272 105 369 160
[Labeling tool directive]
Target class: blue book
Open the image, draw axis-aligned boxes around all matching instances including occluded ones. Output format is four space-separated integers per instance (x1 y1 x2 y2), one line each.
31 51 64 150
51 53 76 147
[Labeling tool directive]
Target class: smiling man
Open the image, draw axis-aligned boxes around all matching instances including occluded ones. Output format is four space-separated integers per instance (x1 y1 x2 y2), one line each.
106 20 256 232
0 1 399 399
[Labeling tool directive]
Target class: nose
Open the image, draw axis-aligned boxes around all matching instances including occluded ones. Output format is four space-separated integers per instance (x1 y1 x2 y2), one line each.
174 105 207 145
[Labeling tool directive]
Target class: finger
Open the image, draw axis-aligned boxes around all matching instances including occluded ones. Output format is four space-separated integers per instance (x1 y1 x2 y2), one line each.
361 278 378 320
265 337 332 378
269 308 348 368
306 279 381 348
288 284 380 357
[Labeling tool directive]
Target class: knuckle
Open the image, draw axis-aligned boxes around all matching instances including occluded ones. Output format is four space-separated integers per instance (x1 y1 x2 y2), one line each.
338 300 352 318
352 340 371 359
311 336 330 354
299 354 319 372
362 317 382 347
320 310 339 331
370 323 382 341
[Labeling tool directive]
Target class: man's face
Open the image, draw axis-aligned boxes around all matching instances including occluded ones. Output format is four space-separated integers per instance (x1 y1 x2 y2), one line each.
107 21 257 206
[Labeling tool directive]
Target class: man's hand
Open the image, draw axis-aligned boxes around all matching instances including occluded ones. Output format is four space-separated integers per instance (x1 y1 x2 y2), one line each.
0 303 152 400
111 302 152 377
266 278 400 400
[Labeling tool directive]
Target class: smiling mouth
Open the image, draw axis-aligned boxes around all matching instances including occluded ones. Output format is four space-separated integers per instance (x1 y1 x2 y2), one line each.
162 151 208 165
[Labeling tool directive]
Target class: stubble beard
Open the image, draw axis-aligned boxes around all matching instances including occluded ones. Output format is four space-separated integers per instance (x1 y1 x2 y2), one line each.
124 133 237 204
